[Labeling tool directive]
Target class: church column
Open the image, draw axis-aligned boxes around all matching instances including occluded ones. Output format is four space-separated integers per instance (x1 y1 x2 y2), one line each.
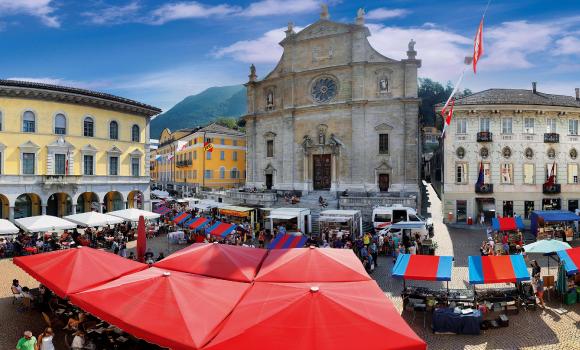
303 152 309 192
281 113 295 189
330 153 338 191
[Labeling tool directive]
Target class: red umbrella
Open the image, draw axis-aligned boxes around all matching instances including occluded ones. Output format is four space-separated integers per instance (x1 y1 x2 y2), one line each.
154 243 267 282
13 247 146 298
255 246 371 282
137 215 146 263
69 267 250 350
204 280 426 350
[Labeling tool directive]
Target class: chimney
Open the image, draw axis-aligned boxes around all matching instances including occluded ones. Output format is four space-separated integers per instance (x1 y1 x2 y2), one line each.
575 88 579 101
532 82 537 94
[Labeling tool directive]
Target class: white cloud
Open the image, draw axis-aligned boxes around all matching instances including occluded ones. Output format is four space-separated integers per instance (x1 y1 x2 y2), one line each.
366 8 410 20
555 36 580 55
148 1 240 25
82 1 141 25
0 0 59 27
240 0 320 17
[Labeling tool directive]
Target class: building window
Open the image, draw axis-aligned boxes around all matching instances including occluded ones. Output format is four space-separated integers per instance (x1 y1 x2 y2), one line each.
22 153 35 175
231 168 239 179
84 155 94 175
546 163 557 183
193 151 197 159
221 138 225 145
483 163 491 183
546 118 557 133
456 118 467 134
524 201 534 219
503 201 514 217
192 170 197 179
501 117 512 134
219 167 225 179
568 164 578 184
0 151 2 174
501 163 513 184
131 157 140 177
109 156 119 176
524 118 534 134
206 151 211 160
379 134 389 154
84 117 94 137
568 200 579 213
54 154 66 175
23 111 36 132
220 151 225 160
266 140 274 157
524 164 535 184
455 163 467 184
456 200 467 223
204 170 212 179
233 140 238 146
480 117 490 132
109 121 119 140
54 113 66 135
0 111 3 131
233 151 238 161
569 120 578 135
132 125 140 142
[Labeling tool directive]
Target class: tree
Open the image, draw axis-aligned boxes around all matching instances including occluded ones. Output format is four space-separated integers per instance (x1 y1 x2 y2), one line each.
418 78 472 130
214 117 239 129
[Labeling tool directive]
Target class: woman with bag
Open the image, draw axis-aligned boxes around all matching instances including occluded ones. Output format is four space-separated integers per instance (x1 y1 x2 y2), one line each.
37 328 55 350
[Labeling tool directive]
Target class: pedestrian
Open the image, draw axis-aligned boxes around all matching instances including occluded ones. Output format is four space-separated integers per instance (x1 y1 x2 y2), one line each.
38 328 55 350
531 260 541 279
370 241 378 267
534 276 545 307
71 331 86 350
16 331 36 350
479 212 485 226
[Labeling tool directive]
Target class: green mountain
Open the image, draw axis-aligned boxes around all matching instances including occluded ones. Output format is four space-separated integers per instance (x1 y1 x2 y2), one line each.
150 85 246 138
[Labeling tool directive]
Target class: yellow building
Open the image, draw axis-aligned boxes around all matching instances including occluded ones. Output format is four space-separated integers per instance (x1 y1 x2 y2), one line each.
0 80 160 219
152 123 246 192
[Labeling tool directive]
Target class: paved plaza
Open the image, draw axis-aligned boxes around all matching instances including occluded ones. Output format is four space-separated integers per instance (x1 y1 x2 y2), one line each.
1 183 579 349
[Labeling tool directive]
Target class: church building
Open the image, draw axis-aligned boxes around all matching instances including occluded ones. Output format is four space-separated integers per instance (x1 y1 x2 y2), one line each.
244 6 421 198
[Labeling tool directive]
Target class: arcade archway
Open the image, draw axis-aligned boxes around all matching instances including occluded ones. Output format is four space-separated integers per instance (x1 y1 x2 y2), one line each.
104 191 124 212
76 192 100 213
127 191 143 209
47 193 73 217
15 193 41 219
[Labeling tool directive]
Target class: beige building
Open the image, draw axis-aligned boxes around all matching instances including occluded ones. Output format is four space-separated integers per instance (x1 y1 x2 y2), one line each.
435 84 580 223
244 7 421 198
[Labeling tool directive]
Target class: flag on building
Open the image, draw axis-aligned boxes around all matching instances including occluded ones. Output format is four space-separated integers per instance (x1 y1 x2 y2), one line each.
65 149 70 176
476 162 484 186
167 153 174 161
473 17 484 73
204 142 214 153
545 162 556 186
441 98 455 135
155 154 162 161
176 140 187 152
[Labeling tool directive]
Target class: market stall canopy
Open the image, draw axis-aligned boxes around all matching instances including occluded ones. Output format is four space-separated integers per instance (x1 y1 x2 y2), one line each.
154 243 267 282
267 213 297 220
317 216 351 222
13 247 146 298
153 206 171 215
468 255 530 284
108 208 160 221
268 233 308 249
492 217 524 231
556 246 580 275
392 255 453 281
256 247 371 282
64 212 124 227
69 267 249 350
219 206 253 217
15 215 77 232
151 190 170 198
207 222 237 238
189 217 210 230
530 210 580 236
203 281 426 350
173 212 191 225
0 219 19 235
320 209 360 216
523 239 571 254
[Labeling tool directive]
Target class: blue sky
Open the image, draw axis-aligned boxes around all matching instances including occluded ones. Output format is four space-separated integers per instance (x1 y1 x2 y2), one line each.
1 0 579 111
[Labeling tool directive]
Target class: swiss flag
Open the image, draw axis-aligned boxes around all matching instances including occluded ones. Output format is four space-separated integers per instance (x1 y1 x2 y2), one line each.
473 18 484 74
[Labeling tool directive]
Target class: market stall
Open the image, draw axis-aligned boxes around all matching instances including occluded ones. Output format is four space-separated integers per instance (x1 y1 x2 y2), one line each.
523 239 571 272
530 210 580 241
15 215 77 232
0 218 19 235
64 212 124 227
219 205 256 229
556 247 580 304
268 233 308 249
153 205 171 215
173 212 191 225
318 209 362 239
108 208 161 222
206 221 237 238
267 208 311 235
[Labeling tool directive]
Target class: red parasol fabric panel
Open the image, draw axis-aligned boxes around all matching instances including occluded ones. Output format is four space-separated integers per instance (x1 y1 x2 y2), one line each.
13 247 146 298
69 267 250 350
154 243 267 282
137 215 146 263
255 247 371 283
203 281 426 350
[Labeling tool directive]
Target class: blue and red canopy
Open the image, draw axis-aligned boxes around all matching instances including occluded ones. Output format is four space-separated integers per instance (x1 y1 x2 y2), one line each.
189 217 210 230
268 234 308 249
492 217 524 231
392 254 453 281
468 255 530 284
557 246 580 275
207 222 237 238
173 212 191 225
154 206 170 215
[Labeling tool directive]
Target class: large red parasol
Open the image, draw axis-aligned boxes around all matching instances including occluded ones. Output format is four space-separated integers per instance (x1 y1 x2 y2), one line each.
255 246 371 282
69 267 250 350
13 247 146 298
137 215 146 263
154 243 267 282
204 280 426 350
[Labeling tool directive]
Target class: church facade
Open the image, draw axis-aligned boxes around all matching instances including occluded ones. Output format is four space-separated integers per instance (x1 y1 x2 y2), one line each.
244 7 421 197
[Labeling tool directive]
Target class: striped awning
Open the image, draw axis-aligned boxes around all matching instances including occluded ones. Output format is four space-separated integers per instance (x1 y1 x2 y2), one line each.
207 222 237 238
392 254 453 281
189 217 210 230
173 213 191 225
154 206 171 215
557 247 580 275
468 255 530 284
268 234 308 249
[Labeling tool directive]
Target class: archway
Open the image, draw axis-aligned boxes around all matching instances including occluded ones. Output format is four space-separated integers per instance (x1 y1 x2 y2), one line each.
0 194 8 219
76 192 100 213
103 191 124 213
47 193 73 217
127 191 143 209
15 193 41 219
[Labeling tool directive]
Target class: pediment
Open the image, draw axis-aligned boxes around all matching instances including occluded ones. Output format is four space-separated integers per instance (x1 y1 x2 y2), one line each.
130 148 143 156
263 131 277 139
375 161 392 171
81 144 99 153
108 146 123 154
292 20 351 42
19 140 40 151
47 137 75 149
375 123 393 132
264 163 276 174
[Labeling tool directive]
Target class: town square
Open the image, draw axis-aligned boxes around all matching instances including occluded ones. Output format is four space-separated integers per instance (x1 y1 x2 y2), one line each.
0 1 579 350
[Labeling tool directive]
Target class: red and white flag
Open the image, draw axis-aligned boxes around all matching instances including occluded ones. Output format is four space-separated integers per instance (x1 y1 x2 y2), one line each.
442 98 455 127
473 17 484 73
545 162 556 185
65 149 70 176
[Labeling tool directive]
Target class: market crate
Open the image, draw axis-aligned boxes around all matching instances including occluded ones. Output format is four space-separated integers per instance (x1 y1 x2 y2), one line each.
563 291 577 305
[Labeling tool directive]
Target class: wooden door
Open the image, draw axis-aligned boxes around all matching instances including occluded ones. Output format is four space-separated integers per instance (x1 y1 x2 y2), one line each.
313 154 331 190
379 174 389 192
265 174 273 190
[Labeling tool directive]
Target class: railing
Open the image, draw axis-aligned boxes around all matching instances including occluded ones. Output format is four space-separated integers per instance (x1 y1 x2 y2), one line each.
542 183 561 194
227 190 277 205
475 183 493 194
42 175 82 184
544 133 560 143
176 160 192 168
339 195 417 222
477 131 493 142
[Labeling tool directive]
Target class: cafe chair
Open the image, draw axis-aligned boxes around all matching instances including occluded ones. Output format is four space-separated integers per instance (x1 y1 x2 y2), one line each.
412 303 428 328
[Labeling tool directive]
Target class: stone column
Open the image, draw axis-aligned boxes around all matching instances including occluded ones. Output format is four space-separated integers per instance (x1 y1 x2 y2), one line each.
9 207 14 221
72 205 77 214
41 205 47 215
303 153 309 192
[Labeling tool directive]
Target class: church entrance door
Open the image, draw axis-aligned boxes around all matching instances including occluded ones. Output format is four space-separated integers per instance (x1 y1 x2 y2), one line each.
265 174 273 190
313 154 331 190
379 174 389 192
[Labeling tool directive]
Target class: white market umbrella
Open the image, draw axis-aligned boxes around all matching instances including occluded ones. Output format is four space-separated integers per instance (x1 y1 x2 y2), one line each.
64 212 124 227
523 239 572 254
108 208 160 222
15 215 77 233
0 219 19 235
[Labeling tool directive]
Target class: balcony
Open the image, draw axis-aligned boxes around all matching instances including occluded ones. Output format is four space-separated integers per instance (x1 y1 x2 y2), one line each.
543 183 561 194
544 133 560 143
477 131 493 142
42 175 82 185
475 183 493 194
176 160 192 168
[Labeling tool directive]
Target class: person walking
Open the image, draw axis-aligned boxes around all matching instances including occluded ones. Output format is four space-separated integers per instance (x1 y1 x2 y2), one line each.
479 212 485 226
534 276 545 307
37 328 55 350
16 331 36 350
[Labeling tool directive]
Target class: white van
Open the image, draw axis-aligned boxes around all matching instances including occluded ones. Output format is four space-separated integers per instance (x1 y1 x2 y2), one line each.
372 205 425 230
378 222 429 241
